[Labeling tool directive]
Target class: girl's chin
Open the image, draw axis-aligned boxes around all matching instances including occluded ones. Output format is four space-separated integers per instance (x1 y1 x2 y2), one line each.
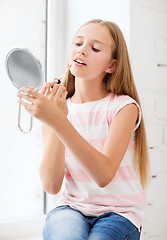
70 69 87 79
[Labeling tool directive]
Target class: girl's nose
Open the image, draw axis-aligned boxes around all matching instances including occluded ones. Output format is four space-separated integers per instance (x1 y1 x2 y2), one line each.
78 45 87 56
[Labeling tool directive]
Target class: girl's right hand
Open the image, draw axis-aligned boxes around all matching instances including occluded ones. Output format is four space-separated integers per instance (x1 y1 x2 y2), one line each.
41 80 68 116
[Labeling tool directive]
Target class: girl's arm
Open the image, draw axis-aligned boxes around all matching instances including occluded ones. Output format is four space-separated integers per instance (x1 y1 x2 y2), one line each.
18 88 138 189
39 84 68 194
40 124 65 194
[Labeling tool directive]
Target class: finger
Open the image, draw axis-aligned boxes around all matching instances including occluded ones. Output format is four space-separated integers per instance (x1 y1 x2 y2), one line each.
44 80 59 97
39 83 50 95
45 80 59 89
60 90 68 101
56 86 67 98
17 92 36 103
18 98 33 114
50 83 60 95
19 87 39 98
63 90 68 100
45 87 51 97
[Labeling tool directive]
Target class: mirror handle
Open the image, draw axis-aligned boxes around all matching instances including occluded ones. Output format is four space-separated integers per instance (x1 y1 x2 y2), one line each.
18 102 33 133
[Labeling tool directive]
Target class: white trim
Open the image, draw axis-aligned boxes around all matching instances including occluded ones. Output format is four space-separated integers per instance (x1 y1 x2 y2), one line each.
0 215 46 240
47 0 67 82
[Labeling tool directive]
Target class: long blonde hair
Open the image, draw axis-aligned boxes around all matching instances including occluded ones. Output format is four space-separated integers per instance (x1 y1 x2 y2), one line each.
63 19 150 189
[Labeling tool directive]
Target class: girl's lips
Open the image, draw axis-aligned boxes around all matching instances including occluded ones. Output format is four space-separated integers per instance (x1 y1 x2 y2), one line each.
74 58 87 66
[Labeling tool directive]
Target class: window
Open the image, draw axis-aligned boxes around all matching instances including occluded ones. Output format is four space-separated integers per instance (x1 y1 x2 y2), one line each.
0 0 46 221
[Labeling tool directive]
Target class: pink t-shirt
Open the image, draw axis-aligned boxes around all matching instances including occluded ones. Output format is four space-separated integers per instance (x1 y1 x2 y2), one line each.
55 93 147 229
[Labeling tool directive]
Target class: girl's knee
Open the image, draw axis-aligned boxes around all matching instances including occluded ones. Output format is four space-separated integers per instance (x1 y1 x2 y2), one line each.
43 206 89 240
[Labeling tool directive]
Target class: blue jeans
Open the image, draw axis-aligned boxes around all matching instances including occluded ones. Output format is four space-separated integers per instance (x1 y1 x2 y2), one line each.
43 205 140 240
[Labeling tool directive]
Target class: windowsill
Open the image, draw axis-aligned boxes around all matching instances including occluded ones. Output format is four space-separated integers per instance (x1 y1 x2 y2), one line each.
0 215 46 240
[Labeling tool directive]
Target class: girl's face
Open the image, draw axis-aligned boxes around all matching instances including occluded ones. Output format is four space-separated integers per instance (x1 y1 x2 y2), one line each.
69 23 113 81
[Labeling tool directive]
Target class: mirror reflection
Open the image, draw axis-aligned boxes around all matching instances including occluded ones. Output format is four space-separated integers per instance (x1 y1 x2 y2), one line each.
6 48 43 90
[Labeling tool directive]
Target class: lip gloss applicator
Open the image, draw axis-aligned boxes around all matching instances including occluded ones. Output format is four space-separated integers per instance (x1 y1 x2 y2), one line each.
40 64 72 95
53 64 72 84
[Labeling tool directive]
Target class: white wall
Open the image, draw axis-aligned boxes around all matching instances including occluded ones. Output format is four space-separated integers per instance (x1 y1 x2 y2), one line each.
65 0 130 54
130 0 167 239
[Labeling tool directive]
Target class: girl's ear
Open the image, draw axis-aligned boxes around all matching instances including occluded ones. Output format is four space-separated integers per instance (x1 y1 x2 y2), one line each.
105 59 117 74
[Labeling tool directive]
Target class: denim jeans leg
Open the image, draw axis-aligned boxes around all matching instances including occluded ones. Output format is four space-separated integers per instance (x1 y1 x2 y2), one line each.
88 212 140 240
43 205 89 240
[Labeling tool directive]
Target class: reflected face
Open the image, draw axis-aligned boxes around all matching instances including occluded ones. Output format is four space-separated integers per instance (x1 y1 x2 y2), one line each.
69 23 113 81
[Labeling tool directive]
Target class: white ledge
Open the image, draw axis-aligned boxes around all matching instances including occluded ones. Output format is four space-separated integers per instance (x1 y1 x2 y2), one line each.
0 215 46 240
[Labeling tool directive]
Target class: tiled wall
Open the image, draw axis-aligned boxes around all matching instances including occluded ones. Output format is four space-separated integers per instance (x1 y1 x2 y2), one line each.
130 0 167 239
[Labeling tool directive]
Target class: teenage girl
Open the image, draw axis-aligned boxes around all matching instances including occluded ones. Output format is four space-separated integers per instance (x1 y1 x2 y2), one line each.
17 19 150 240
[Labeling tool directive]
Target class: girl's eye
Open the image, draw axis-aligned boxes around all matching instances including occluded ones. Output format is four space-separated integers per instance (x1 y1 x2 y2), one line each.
92 47 100 52
75 42 82 46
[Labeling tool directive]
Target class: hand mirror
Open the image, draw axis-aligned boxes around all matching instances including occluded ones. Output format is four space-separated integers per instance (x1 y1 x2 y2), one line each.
6 48 44 133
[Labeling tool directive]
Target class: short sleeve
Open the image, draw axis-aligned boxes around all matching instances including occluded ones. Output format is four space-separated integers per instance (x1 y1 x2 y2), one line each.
108 95 141 132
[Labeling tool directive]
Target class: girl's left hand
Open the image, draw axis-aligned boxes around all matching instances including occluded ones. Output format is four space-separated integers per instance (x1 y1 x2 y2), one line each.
17 84 68 124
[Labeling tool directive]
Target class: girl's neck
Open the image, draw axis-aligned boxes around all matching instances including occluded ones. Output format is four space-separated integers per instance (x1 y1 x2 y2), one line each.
71 77 109 104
